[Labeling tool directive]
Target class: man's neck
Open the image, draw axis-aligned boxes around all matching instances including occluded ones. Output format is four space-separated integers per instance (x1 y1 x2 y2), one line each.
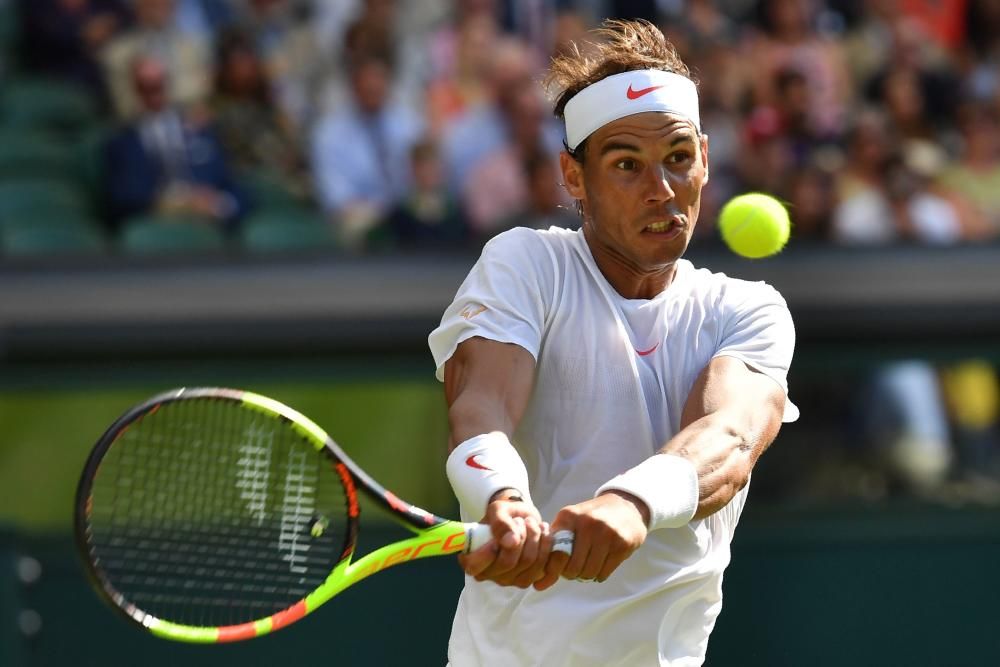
583 227 678 300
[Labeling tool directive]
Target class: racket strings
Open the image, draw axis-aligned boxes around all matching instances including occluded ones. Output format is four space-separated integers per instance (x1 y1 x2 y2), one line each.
85 398 352 628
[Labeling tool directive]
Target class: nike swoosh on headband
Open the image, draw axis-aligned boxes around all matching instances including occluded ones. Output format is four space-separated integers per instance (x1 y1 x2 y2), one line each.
626 84 664 100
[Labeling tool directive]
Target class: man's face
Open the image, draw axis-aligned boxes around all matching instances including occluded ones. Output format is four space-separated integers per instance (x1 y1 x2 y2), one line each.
561 112 709 276
352 61 389 114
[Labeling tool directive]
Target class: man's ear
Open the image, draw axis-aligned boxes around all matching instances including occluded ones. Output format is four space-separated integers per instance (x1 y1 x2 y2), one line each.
560 150 586 202
700 133 710 185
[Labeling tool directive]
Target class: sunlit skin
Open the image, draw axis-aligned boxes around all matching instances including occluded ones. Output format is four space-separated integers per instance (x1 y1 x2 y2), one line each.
561 112 710 300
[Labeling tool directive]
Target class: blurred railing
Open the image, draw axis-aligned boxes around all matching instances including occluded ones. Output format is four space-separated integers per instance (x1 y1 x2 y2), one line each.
3 244 1000 364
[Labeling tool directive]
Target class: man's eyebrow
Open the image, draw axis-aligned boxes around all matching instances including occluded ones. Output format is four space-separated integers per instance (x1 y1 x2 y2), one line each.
669 133 698 147
599 134 698 156
599 140 641 156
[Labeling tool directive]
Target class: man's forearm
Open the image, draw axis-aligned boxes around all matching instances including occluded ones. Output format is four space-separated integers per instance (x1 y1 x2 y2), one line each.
660 409 771 519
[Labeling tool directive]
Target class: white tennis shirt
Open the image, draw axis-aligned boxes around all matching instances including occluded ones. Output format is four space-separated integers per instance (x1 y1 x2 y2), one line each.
430 227 797 667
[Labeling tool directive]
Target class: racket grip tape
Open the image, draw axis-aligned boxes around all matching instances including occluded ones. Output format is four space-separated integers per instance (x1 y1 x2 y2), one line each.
551 529 574 556
465 523 493 552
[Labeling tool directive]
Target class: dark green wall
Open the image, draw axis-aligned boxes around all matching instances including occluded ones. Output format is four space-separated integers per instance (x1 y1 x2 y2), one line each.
5 506 999 667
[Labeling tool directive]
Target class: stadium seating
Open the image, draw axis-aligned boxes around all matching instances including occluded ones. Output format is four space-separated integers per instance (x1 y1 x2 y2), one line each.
1 219 105 256
120 214 227 254
0 178 91 232
241 208 337 253
0 77 97 136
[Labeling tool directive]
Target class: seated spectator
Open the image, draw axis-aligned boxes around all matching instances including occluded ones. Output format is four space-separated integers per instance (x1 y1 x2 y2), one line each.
425 11 499 136
746 0 851 136
864 18 959 141
461 81 562 236
212 30 310 201
311 55 423 248
783 163 834 241
441 37 563 194
232 0 319 132
171 0 234 42
377 139 467 251
314 0 429 128
101 0 211 119
937 103 1000 238
831 111 899 244
104 55 247 231
498 149 580 233
19 0 131 106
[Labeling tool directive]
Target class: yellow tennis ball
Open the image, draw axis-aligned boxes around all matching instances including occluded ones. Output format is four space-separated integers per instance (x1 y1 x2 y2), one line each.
718 193 790 259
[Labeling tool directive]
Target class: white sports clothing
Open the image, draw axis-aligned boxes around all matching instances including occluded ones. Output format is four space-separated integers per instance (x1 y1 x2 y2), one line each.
429 227 797 667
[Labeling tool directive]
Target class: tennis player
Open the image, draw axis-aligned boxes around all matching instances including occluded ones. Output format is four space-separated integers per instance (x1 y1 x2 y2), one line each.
429 19 797 667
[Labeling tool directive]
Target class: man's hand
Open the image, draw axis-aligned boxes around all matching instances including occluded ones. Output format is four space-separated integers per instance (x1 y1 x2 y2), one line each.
458 494 552 589
534 491 648 591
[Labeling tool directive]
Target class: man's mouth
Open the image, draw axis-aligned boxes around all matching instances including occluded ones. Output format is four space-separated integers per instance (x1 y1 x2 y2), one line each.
642 218 685 235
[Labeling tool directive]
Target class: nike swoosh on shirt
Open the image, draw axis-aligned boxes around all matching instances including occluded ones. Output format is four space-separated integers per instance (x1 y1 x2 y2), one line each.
626 84 664 100
466 455 492 471
635 343 659 356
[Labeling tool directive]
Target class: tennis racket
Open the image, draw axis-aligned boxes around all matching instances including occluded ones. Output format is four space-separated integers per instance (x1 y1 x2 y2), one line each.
74 387 491 643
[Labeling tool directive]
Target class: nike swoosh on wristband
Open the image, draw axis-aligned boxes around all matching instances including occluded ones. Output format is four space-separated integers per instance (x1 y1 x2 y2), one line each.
465 455 493 471
626 84 664 100
636 343 659 356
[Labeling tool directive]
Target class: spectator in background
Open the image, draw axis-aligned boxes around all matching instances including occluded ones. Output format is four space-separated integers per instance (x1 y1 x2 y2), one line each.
101 0 212 119
831 110 898 244
377 139 467 251
864 18 958 142
461 79 563 236
503 148 580 232
441 37 562 193
316 0 429 124
425 10 499 136
746 0 852 136
171 0 234 42
211 30 310 202
19 0 131 106
963 0 1000 102
784 163 835 241
737 105 797 198
311 55 423 249
937 103 1000 237
104 54 246 230
233 0 319 132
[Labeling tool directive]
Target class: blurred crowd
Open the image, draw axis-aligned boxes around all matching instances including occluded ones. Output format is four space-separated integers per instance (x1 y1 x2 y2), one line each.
1 0 998 501
2 0 999 252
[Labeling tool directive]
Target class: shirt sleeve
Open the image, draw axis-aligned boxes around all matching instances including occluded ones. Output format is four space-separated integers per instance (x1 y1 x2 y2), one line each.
713 282 799 422
428 228 552 381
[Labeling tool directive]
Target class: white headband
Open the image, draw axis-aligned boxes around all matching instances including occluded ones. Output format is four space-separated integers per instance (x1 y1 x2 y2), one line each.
563 70 700 151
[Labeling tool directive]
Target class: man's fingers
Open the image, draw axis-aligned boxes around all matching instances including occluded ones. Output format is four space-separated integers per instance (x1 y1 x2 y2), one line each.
577 540 610 581
513 522 551 588
477 518 526 580
559 529 590 580
459 540 499 577
533 547 569 591
596 550 629 583
501 519 545 588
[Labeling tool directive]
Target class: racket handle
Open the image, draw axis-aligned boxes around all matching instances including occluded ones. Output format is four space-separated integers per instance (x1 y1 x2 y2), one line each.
465 523 493 552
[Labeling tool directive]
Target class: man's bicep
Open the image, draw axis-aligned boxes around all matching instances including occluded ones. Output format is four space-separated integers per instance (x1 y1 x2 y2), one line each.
444 337 537 449
680 356 785 454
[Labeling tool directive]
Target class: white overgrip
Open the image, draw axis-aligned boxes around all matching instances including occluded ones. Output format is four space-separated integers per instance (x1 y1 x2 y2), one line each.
465 522 493 552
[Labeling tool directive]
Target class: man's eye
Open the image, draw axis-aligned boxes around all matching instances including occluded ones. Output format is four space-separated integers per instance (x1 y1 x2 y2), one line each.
615 159 637 170
669 151 692 164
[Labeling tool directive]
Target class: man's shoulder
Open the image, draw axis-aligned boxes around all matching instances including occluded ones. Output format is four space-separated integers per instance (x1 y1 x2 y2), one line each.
682 261 788 311
482 226 579 263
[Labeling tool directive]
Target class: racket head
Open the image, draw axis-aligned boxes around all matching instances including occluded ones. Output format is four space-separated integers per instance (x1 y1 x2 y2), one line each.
74 388 363 642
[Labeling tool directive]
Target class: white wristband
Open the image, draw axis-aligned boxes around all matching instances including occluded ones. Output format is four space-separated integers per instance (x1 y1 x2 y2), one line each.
595 454 699 531
446 432 531 520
